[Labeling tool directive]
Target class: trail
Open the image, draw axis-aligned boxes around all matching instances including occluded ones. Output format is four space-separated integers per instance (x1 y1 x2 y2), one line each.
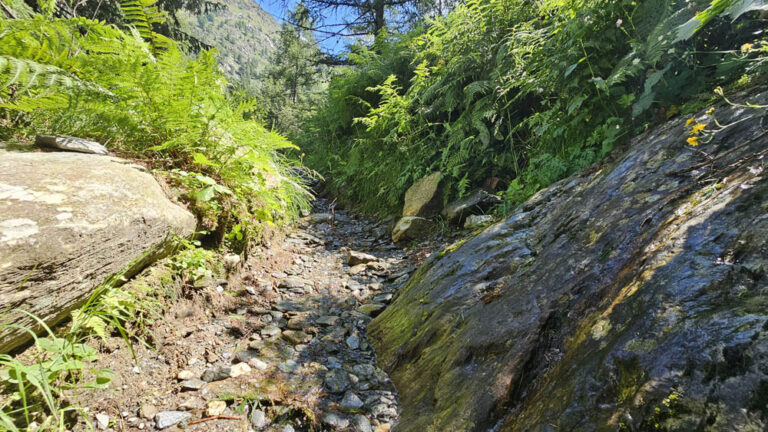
79 199 437 432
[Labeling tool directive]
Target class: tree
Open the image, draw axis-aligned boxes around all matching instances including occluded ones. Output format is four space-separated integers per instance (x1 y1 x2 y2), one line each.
261 2 324 136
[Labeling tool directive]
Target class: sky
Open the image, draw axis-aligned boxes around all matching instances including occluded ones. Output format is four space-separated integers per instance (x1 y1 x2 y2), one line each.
256 0 357 53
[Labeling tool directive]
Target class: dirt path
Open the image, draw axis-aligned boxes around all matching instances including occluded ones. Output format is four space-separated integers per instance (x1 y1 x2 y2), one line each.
76 200 438 432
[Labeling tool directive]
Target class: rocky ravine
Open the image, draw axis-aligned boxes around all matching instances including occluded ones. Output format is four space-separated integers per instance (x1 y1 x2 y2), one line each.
370 88 768 431
74 202 441 432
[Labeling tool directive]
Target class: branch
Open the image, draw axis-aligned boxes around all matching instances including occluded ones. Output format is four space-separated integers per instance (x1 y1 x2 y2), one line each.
0 0 17 18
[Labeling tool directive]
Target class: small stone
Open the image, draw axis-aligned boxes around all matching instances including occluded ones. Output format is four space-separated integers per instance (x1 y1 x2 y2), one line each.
374 423 392 432
223 254 241 268
322 412 350 430
261 325 282 338
316 315 339 326
178 397 206 411
283 330 312 345
464 214 494 229
278 426 296 432
346 250 379 266
248 357 269 370
154 411 191 429
201 366 231 382
206 401 227 417
325 369 350 394
176 370 195 380
346 334 360 350
352 364 375 377
348 264 367 275
340 391 364 411
352 415 373 432
229 362 251 378
180 378 206 391
371 404 398 419
279 277 307 290
95 413 109 430
250 409 269 428
139 404 157 420
234 349 260 363
279 360 300 373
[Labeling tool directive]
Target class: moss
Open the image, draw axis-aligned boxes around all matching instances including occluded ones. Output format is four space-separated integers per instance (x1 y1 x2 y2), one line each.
616 356 645 404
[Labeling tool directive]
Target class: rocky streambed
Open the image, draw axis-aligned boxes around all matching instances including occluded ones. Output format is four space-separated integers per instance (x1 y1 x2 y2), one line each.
71 202 442 432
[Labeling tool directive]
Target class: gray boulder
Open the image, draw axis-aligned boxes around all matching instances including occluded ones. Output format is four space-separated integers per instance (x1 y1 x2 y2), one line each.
402 172 444 217
35 135 109 155
442 189 501 225
370 89 768 431
0 151 195 353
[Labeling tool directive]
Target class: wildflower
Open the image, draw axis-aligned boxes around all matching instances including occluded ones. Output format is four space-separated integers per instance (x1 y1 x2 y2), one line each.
706 107 715 115
741 43 753 52
685 117 695 126
616 19 623 27
690 123 706 135
687 136 699 146
714 86 724 96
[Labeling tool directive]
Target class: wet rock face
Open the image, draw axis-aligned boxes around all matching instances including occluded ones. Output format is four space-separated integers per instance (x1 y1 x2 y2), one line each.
0 151 196 353
369 89 768 431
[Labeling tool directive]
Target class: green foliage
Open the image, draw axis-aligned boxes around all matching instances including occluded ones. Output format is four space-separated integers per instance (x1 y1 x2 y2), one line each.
0 10 311 246
302 0 767 215
0 313 113 431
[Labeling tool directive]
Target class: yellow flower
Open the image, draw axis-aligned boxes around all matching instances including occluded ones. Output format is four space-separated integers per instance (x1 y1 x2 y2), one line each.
706 107 715 115
690 123 706 135
687 136 699 146
685 117 695 126
741 43 753 52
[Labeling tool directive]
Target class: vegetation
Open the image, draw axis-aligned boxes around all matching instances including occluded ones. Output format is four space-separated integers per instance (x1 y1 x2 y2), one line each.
0 2 311 249
300 0 768 215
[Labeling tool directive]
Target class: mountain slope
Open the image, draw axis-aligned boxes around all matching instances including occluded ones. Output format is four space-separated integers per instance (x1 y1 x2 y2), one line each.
175 0 280 88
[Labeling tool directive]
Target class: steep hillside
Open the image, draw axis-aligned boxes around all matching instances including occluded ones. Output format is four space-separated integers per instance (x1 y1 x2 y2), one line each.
175 0 280 87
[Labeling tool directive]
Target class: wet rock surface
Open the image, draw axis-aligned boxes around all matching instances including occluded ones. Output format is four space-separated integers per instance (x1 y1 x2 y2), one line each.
370 89 768 431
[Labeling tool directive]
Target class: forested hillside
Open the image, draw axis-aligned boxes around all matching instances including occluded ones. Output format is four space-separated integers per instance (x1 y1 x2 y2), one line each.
175 0 280 89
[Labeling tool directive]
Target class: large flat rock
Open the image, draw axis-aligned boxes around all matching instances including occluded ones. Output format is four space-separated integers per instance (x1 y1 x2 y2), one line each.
370 89 768 431
0 151 195 352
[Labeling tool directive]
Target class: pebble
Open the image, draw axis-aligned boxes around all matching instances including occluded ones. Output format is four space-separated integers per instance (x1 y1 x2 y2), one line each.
95 413 109 430
176 370 195 380
139 404 157 420
206 400 227 416
180 378 206 391
250 409 269 428
248 357 269 370
346 334 360 350
352 415 373 432
261 325 282 338
341 391 365 411
230 362 251 377
154 411 191 429
283 330 312 345
201 366 231 382
322 412 350 430
325 369 350 393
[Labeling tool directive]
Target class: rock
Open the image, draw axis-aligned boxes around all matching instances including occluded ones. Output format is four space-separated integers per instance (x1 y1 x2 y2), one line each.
310 213 334 223
139 404 158 420
180 378 206 391
463 214 494 229
321 412 349 430
229 362 251 377
278 426 295 432
261 325 282 338
316 315 339 326
358 303 386 316
369 91 768 432
442 189 502 225
351 415 373 432
279 360 300 373
223 253 241 269
201 366 231 382
234 349 260 363
346 250 379 266
348 264 367 275
340 391 364 411
374 424 392 432
206 401 227 416
283 330 312 345
176 370 195 380
402 172 444 217
35 135 109 155
248 357 269 370
95 413 109 430
325 369 350 393
250 409 269 428
178 397 206 411
0 151 196 353
279 277 307 290
391 217 432 243
346 333 360 350
154 411 191 429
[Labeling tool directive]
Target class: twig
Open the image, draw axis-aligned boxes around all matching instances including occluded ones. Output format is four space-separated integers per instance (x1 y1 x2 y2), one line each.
0 0 18 18
188 415 241 425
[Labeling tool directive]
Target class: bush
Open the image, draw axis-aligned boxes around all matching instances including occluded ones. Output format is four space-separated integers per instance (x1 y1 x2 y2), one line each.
301 0 767 216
